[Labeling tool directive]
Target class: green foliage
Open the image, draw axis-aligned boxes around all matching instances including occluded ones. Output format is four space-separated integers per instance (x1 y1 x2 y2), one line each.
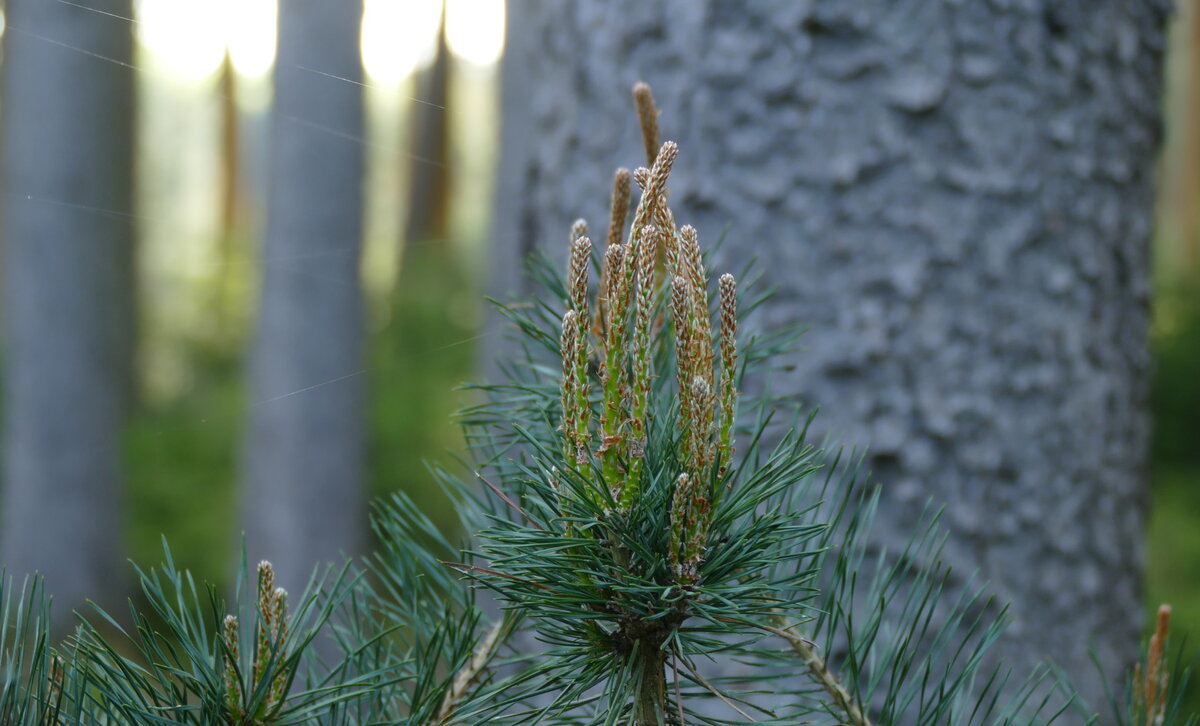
1067 604 1197 726
126 350 244 595
369 242 478 533
0 550 386 724
1147 468 1200 718
0 576 70 725
125 243 477 594
1151 284 1200 467
1148 281 1200 716
331 489 520 725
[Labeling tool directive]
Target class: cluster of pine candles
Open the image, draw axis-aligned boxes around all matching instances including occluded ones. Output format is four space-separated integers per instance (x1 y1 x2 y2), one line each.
220 561 291 722
550 83 756 721
541 82 928 726
557 115 737 587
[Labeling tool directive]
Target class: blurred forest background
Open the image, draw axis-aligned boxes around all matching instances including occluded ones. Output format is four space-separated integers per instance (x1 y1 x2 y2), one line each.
0 0 1196 713
1151 0 1200 707
0 0 499 611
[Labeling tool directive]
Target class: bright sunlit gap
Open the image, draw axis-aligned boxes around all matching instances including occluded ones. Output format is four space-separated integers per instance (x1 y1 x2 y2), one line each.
137 0 504 85
228 0 277 77
137 0 277 81
446 0 505 66
362 0 441 85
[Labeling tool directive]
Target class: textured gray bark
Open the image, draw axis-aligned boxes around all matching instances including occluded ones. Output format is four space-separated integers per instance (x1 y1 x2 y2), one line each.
243 0 366 595
0 0 136 630
490 0 1168 710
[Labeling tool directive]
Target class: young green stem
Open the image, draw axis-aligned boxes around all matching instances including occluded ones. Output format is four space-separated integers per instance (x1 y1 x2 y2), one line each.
633 649 667 726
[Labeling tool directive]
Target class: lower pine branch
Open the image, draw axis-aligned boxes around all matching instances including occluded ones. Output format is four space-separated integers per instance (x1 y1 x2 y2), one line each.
762 616 874 726
432 614 512 725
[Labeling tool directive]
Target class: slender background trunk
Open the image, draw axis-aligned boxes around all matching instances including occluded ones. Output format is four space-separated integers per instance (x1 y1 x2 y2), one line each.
1 0 137 631
1176 0 1200 267
490 0 1169 708
213 49 244 333
243 0 367 594
403 2 453 254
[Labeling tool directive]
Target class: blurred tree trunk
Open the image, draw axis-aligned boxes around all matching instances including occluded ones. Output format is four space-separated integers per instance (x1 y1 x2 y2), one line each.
491 0 1168 708
1178 0 1200 266
243 0 366 594
213 50 244 334
403 1 452 259
0 0 136 630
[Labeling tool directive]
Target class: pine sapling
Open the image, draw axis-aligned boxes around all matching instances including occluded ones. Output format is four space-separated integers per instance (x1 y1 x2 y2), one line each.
448 80 1099 726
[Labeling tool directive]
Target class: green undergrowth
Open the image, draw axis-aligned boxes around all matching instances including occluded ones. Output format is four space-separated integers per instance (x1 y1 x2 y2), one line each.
1149 278 1200 717
125 244 475 595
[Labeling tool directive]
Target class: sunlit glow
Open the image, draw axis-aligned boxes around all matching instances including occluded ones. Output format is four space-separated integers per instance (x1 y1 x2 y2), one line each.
137 0 276 81
137 0 226 80
362 0 441 85
135 0 502 85
0 10 7 40
446 0 504 66
227 0 277 78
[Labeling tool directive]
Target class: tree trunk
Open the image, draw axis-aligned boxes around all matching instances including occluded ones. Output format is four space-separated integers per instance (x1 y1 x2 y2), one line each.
403 2 453 254
213 50 244 334
490 0 1168 709
243 0 366 595
1176 0 1200 267
0 0 136 631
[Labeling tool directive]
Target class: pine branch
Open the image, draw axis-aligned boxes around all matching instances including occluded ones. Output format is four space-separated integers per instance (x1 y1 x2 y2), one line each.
675 655 755 722
764 615 874 726
433 614 512 725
